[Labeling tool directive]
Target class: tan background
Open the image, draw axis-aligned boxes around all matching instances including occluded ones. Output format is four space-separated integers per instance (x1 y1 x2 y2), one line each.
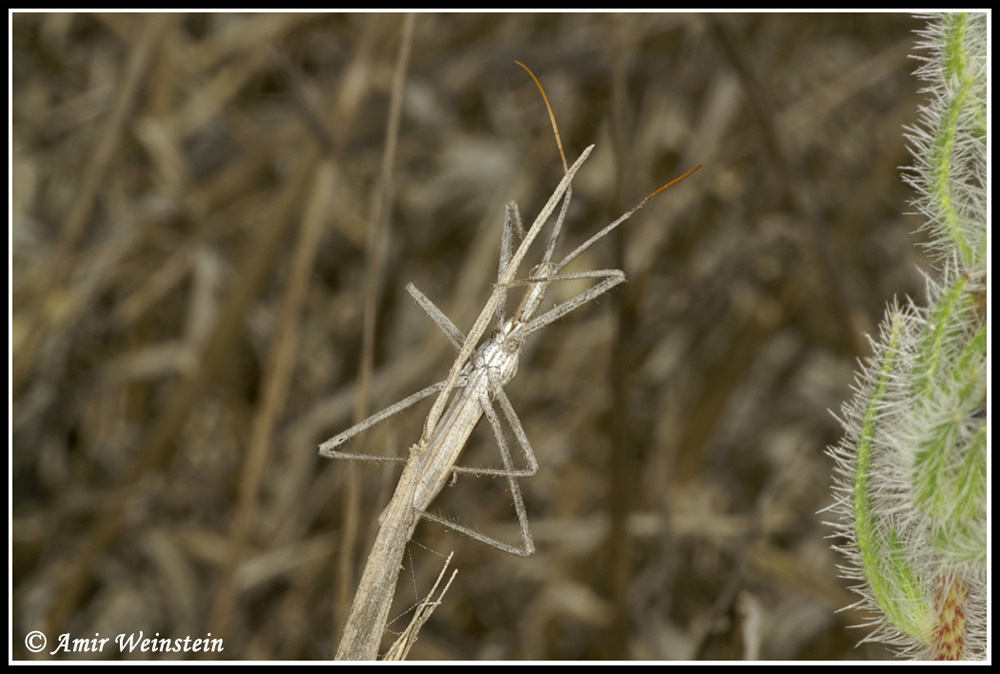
12 12 930 660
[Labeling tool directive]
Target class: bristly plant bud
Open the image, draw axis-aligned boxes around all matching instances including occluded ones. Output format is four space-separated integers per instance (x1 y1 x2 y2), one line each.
825 13 986 660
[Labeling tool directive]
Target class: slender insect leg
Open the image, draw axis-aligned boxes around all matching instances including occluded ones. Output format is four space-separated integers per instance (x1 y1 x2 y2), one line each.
507 268 626 289
496 201 523 330
319 378 462 459
450 384 538 478
406 283 466 352
520 269 626 337
499 202 524 279
493 384 540 477
415 507 534 557
416 387 535 557
540 185 573 268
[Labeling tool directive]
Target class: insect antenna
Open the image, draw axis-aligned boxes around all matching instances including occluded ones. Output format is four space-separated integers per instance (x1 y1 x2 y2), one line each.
555 162 704 274
515 60 567 173
516 61 703 278
516 61 572 270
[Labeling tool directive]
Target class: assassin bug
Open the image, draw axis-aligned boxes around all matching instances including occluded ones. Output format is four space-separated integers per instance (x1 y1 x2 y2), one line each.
322 62 701 659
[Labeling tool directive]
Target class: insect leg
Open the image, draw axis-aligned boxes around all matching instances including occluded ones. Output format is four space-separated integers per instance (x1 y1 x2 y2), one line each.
496 201 524 330
539 185 573 268
449 383 538 478
415 386 535 557
319 378 463 459
406 283 465 352
519 269 626 338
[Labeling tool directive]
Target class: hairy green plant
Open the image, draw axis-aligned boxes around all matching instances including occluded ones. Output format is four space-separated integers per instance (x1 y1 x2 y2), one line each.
826 13 987 660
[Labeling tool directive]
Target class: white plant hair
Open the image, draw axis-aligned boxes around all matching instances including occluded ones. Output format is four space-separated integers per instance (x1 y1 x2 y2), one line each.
825 12 987 661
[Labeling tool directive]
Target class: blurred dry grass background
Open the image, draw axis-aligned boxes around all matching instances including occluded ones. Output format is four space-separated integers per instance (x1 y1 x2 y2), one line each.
11 12 932 660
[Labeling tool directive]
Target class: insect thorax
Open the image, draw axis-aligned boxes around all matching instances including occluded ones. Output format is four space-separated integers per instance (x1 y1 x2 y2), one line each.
475 330 520 391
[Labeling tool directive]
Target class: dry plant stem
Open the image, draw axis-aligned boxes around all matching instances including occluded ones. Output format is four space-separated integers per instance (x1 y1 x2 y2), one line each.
206 159 336 645
607 28 635 657
332 443 431 660
339 13 416 648
46 151 319 636
356 13 416 426
384 552 459 660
